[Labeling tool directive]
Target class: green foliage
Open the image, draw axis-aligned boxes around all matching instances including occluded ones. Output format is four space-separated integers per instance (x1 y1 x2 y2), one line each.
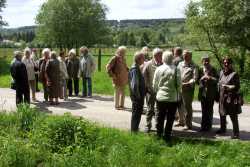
36 0 108 48
0 0 6 26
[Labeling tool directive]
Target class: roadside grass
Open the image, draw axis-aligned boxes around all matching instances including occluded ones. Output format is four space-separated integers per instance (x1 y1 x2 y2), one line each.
0 105 250 167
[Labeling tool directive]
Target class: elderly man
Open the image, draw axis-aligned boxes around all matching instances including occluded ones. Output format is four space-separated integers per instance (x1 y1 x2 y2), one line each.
66 49 80 96
153 50 181 141
198 55 218 132
129 51 145 132
106 46 129 110
142 48 163 132
177 50 198 129
10 51 30 105
79 46 96 97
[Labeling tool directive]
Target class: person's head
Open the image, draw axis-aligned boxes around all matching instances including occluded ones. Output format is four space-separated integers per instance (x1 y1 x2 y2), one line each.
50 51 57 59
80 46 88 55
183 50 192 63
174 47 183 57
59 50 65 58
141 46 150 54
201 55 210 67
152 48 163 64
42 48 51 59
116 46 127 57
162 50 173 65
68 49 76 58
24 47 31 59
133 51 145 66
32 48 37 54
14 51 22 60
222 56 233 72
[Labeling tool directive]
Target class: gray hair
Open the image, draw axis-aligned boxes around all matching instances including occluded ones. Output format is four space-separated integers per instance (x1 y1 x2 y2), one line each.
116 46 127 55
162 50 173 65
24 47 31 56
152 48 163 57
14 51 22 58
133 51 144 64
50 51 57 59
69 49 76 56
42 48 51 56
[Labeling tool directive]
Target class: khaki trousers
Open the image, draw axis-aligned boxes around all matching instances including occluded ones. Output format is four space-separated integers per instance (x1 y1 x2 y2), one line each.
114 85 125 108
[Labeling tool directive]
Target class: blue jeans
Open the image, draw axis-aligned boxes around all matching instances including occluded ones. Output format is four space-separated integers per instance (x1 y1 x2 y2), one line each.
82 77 92 97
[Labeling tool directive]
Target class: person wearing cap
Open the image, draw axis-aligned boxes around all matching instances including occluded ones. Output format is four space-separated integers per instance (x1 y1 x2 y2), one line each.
198 55 218 132
153 50 181 141
142 48 163 132
22 47 37 102
45 51 61 105
129 51 145 132
106 46 129 110
65 49 80 96
177 50 198 130
79 46 96 97
10 51 30 105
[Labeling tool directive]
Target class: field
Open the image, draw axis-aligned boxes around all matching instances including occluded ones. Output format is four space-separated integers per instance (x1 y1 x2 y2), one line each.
1 48 249 102
0 105 249 166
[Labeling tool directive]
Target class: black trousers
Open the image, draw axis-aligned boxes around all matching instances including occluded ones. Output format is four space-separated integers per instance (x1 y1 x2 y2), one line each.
220 114 239 135
156 101 177 138
35 74 39 91
131 99 144 132
67 78 79 96
201 99 214 130
16 86 30 106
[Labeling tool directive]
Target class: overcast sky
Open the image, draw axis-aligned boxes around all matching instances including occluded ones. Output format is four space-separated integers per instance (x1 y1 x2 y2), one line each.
2 0 189 28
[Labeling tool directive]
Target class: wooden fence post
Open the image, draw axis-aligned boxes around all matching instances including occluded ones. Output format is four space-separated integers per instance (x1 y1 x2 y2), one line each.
98 48 101 71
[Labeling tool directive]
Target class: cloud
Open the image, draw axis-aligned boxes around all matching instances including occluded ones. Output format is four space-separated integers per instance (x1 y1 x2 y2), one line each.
2 0 189 28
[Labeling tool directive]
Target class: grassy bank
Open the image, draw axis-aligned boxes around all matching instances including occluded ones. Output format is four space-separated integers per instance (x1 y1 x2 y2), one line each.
0 105 250 167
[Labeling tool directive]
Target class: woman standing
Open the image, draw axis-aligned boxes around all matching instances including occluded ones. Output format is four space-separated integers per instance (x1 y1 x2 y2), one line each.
58 51 68 100
45 51 61 105
153 51 181 141
217 57 242 139
22 47 37 102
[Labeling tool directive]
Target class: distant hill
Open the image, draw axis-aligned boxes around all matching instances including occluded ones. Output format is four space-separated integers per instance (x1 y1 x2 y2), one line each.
0 18 185 34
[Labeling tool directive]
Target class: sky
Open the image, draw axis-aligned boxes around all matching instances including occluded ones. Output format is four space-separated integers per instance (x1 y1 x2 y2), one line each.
1 0 189 28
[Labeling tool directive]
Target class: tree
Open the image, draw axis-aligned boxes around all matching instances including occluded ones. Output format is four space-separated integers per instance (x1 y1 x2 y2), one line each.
140 32 150 47
0 0 6 26
185 0 250 72
117 31 128 46
128 32 136 46
36 0 108 49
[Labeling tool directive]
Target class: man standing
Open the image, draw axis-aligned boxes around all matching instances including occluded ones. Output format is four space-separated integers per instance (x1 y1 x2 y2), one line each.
129 51 145 132
10 51 30 105
198 55 218 132
177 50 198 129
142 48 163 132
79 46 96 97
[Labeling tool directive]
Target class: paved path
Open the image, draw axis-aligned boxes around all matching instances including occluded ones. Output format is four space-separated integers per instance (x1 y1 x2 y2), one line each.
1 88 250 141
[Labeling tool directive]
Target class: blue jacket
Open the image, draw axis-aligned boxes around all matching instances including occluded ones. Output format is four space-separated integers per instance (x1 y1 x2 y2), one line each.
128 64 145 101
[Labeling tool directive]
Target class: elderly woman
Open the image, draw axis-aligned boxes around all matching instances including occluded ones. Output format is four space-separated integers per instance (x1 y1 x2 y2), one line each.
58 51 68 100
45 51 60 105
79 46 96 97
217 57 241 139
22 47 37 102
106 46 129 110
129 51 145 132
141 46 151 61
38 48 51 102
153 50 181 141
10 51 30 105
65 49 80 96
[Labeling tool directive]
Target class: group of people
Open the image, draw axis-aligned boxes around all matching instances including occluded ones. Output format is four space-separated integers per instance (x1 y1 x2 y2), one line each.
10 46 96 105
106 46 242 141
10 45 242 141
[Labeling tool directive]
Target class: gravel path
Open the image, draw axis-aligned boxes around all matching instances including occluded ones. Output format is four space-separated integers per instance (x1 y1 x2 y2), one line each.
1 88 250 140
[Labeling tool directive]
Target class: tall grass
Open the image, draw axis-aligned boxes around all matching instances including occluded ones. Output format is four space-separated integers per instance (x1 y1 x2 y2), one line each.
0 105 249 166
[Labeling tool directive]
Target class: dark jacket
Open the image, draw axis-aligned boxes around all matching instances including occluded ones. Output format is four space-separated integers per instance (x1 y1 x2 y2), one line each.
218 70 241 115
66 57 80 79
10 59 29 90
128 64 145 101
198 65 218 101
